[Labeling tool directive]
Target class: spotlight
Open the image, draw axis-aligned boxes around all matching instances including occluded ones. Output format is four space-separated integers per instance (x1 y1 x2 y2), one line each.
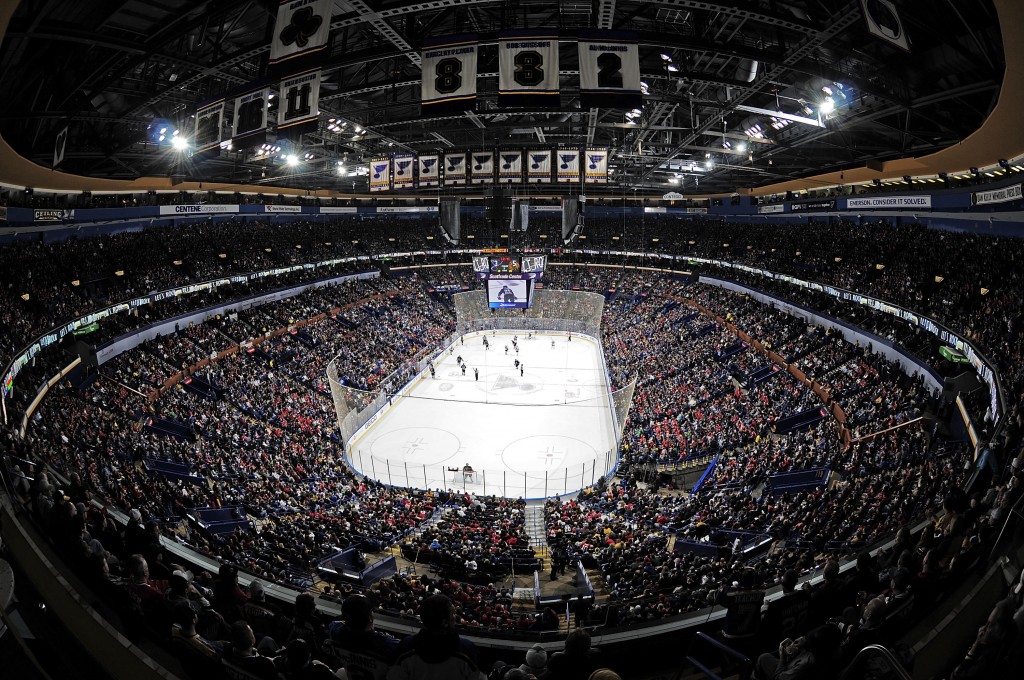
285 154 299 166
171 135 188 151
819 97 835 115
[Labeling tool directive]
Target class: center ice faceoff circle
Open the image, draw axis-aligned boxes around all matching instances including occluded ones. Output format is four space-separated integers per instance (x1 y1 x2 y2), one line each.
368 427 461 466
501 435 598 472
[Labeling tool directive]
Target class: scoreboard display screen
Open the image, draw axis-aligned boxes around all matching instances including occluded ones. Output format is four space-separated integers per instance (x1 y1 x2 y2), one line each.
488 255 521 274
487 279 533 309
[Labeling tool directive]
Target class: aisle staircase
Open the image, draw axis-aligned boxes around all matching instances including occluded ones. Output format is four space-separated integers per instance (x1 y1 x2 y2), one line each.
524 500 549 568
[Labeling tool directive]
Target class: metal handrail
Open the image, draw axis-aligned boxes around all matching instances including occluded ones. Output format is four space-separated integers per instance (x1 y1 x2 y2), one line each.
840 644 913 680
674 632 752 680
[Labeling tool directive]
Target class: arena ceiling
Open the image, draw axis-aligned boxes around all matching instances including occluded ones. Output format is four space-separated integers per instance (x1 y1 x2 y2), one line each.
0 0 1006 196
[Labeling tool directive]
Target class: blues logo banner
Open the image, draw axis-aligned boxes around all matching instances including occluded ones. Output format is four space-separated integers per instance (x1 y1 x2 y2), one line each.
578 31 642 110
556 147 581 183
421 35 478 116
498 150 523 184
418 154 440 187
369 157 391 192
277 69 321 133
498 30 560 108
194 99 225 155
470 151 494 184
268 0 332 73
231 86 269 148
392 153 415 188
527 149 552 183
584 147 609 183
443 152 467 186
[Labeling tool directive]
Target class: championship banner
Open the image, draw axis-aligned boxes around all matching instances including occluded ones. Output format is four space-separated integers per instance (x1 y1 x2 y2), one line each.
556 147 580 183
846 195 931 209
470 151 494 184
370 157 392 192
578 31 642 110
972 183 1022 206
392 153 416 188
498 150 523 184
418 154 440 187
443 152 467 186
584 147 608 183
53 125 68 168
194 99 225 155
231 86 269 147
527 149 552 183
268 0 332 72
498 30 560 108
277 69 321 133
421 35 478 116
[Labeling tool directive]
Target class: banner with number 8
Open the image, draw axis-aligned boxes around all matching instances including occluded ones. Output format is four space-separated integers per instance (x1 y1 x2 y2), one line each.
420 34 479 116
498 30 560 108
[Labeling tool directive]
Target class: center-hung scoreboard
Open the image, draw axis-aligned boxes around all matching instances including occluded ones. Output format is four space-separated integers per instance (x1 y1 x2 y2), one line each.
472 251 546 309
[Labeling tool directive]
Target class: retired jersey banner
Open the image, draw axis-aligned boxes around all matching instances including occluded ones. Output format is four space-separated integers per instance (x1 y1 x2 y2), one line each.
231 86 269 147
418 154 440 187
392 153 416 188
498 150 523 184
470 151 494 184
421 35 478 115
498 30 560 108
527 149 552 183
443 152 467 186
578 31 642 110
277 69 321 132
556 148 581 183
584 147 608 183
268 0 332 72
194 99 226 154
370 157 391 192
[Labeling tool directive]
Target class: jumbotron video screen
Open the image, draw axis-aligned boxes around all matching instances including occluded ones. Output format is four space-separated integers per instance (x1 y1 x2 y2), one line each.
472 252 546 309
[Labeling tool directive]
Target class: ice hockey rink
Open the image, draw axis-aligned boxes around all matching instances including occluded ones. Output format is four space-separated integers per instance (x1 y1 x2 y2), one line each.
345 331 618 499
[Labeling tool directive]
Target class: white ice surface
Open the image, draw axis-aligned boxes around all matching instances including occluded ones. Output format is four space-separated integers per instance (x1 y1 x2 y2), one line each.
346 331 617 498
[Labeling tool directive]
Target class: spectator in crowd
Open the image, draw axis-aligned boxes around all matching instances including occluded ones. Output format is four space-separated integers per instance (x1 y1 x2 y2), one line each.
327 593 398 680
949 598 1016 680
388 594 486 680
753 623 842 680
277 638 338 680
224 620 279 680
544 628 605 680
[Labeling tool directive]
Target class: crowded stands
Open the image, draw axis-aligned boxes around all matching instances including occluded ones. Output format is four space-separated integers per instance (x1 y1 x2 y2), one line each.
2 213 1023 680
